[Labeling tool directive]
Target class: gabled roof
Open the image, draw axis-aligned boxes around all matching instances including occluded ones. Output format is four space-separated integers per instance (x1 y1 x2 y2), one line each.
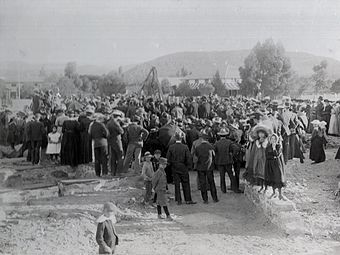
224 80 240 90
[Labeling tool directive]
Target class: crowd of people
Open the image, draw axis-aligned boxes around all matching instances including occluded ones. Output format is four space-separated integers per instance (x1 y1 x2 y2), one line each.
1 91 340 204
2 89 340 254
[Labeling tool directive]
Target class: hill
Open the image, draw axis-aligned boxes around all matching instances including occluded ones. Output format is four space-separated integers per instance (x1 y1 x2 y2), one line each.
123 50 340 84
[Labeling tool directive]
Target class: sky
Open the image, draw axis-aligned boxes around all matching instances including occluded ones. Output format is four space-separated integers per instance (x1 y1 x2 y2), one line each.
0 0 340 67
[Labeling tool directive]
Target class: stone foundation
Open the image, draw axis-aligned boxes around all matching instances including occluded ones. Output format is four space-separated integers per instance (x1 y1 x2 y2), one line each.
244 184 311 236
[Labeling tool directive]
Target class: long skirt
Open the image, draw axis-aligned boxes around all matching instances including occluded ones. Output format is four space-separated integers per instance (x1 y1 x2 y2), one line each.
288 134 304 160
78 132 92 164
61 132 79 167
253 146 266 181
265 156 285 189
309 135 326 163
329 114 339 135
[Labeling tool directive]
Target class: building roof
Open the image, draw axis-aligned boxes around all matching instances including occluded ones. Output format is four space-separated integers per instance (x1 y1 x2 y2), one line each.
224 80 240 90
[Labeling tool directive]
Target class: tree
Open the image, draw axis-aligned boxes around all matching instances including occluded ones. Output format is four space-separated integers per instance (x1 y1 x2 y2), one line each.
331 79 340 94
176 67 191 77
57 77 78 96
199 83 215 96
312 60 329 94
239 39 292 97
212 70 225 96
64 62 77 79
97 73 126 96
160 78 171 94
80 76 93 93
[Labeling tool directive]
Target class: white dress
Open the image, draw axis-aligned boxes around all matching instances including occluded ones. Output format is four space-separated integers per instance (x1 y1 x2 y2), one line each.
46 132 61 154
329 108 339 135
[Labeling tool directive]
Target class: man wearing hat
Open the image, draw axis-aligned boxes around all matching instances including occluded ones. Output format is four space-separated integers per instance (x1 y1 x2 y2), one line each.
106 110 124 176
27 113 45 165
89 113 109 177
166 132 196 205
193 132 218 203
214 128 237 193
123 115 149 174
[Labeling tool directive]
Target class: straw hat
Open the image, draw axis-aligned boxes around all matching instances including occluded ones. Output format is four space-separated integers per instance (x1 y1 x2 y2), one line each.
144 151 153 158
217 128 230 136
319 121 327 129
112 109 123 117
311 119 320 126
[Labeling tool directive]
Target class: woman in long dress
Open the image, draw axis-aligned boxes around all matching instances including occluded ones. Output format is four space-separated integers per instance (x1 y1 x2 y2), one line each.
252 125 270 192
78 111 93 164
328 104 339 136
61 112 80 167
309 121 327 164
265 133 286 200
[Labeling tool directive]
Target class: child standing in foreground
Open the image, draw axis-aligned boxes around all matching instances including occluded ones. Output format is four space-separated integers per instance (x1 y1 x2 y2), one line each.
141 151 154 205
45 125 61 162
152 157 173 221
96 202 119 254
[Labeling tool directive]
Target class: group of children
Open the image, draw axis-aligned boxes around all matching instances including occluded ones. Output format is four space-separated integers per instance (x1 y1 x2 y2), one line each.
141 150 173 221
95 150 172 254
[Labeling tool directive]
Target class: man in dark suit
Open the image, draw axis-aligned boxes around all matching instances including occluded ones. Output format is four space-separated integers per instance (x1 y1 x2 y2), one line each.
322 99 332 133
106 110 124 176
166 132 196 205
89 114 109 176
214 128 237 193
193 133 218 203
27 113 45 164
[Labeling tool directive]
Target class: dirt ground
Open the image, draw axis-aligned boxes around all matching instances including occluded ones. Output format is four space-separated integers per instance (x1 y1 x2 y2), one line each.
1 142 340 254
285 144 340 240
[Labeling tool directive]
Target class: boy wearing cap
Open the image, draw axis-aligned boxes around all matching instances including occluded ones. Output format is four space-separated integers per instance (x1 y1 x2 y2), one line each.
96 202 119 254
152 157 173 220
142 151 154 204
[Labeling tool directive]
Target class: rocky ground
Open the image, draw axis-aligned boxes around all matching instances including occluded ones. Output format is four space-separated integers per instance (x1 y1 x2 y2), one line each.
0 139 340 255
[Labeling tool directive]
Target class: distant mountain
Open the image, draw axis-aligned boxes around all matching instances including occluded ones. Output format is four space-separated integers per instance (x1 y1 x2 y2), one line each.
123 50 340 84
0 61 117 81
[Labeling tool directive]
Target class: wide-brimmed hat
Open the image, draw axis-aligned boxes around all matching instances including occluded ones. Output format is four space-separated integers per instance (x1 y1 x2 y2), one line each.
271 100 279 106
319 121 327 129
212 117 222 124
144 151 153 158
112 109 123 117
217 128 230 136
311 119 320 125
253 125 271 137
